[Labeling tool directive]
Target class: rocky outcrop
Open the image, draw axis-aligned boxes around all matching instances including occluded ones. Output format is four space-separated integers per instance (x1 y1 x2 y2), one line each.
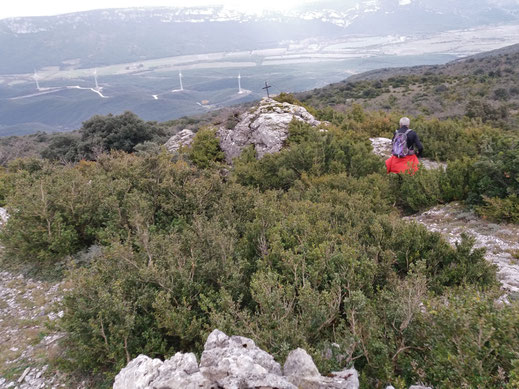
113 355 163 389
217 98 323 163
0 207 8 227
164 129 195 153
370 137 446 170
199 329 293 389
163 99 323 164
113 329 359 389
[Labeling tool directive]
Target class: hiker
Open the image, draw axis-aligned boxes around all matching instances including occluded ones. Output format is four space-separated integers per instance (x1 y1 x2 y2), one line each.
385 117 423 174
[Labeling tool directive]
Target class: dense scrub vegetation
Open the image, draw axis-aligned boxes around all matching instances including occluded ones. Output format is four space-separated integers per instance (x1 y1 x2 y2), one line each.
0 109 225 167
1 103 518 388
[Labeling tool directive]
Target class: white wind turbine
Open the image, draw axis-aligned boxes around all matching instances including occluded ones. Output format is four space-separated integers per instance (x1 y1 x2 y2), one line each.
93 68 100 91
238 73 243 94
172 71 184 93
33 70 41 91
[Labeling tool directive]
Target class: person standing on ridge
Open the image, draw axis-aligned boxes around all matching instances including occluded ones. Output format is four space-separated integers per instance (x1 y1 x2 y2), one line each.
385 117 423 174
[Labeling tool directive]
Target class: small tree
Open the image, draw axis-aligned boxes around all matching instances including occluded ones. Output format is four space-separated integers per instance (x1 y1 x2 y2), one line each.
188 128 225 169
79 111 164 158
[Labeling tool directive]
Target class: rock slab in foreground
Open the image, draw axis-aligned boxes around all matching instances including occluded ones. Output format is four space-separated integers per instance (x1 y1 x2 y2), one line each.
113 329 359 389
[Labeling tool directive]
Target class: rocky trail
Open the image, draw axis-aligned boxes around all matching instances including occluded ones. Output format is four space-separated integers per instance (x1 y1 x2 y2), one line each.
370 137 519 297
0 270 67 389
406 203 519 296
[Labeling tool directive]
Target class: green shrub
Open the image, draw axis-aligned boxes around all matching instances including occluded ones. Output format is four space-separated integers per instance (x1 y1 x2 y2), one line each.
390 168 444 213
79 111 165 158
187 127 225 169
477 195 519 223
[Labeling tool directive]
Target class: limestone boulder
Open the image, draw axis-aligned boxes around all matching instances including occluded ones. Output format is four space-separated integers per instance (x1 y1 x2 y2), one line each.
218 98 323 163
113 329 362 389
113 355 163 389
164 129 195 153
199 329 295 389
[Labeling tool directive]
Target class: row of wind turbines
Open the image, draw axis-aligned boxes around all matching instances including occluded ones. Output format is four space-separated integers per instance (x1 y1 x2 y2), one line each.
28 68 108 99
28 69 250 101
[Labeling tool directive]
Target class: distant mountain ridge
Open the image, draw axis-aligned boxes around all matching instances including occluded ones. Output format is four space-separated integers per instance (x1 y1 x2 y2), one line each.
1 0 519 74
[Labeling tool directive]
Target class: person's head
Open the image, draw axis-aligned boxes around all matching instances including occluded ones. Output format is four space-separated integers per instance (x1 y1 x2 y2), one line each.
399 117 410 127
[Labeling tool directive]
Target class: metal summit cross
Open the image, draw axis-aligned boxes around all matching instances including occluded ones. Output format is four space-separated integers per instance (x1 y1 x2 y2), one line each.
262 81 272 98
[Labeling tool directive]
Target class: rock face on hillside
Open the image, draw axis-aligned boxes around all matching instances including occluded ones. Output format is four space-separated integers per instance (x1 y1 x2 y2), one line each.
113 329 359 389
164 129 196 153
217 98 323 163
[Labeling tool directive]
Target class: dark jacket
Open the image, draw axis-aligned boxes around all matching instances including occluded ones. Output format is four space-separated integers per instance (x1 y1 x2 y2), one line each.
392 126 423 157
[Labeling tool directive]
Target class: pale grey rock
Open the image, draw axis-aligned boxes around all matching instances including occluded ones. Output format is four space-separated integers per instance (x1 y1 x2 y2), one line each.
150 352 213 389
386 386 396 389
409 386 432 389
164 129 195 153
218 98 323 163
162 352 199 375
150 371 211 389
370 137 393 159
113 354 163 389
114 330 362 389
283 348 359 389
284 348 320 378
18 367 31 383
200 329 295 389
0 207 8 228
289 367 359 389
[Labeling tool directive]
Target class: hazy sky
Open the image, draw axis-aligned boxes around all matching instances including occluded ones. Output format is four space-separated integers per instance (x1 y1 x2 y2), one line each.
1 0 309 19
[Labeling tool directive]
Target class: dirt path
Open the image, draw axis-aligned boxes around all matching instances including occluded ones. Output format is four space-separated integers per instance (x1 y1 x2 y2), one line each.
406 202 519 297
0 269 69 389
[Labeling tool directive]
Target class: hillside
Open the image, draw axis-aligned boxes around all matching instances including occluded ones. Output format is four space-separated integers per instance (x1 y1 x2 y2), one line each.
0 38 519 388
3 41 519 166
0 89 518 388
298 43 519 128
